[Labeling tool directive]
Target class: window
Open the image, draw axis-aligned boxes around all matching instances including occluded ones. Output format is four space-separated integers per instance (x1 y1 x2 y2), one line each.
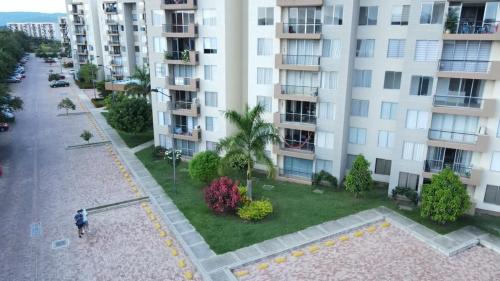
414 40 440 61
206 116 216 131
155 63 166 78
203 37 217 54
420 2 445 24
375 159 392 175
351 99 369 117
356 39 375 57
202 9 216 26
257 96 272 112
324 5 343 25
406 110 428 129
402 141 425 161
398 172 419 190
346 154 357 170
133 25 138 32
498 119 500 138
316 159 333 173
353 69 372 88
391 5 410 25
257 38 273 56
384 71 402 89
156 88 168 103
257 67 273 84
258 7 274 25
158 111 168 127
484 185 500 205
320 71 338 89
206 141 217 151
380 102 398 120
204 65 215 81
151 10 165 26
410 76 433 96
387 39 405 58
318 102 335 120
322 39 341 58
491 152 500 172
205 91 218 107
134 46 140 52
349 127 367 145
378 131 395 148
159 134 169 148
316 131 334 149
359 6 378 25
153 37 166 53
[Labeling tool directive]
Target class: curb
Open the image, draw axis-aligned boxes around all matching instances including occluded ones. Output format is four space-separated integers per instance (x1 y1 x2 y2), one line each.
66 141 111 150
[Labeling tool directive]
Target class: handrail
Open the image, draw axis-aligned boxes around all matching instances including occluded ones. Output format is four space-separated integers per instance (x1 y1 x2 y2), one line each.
446 20 500 34
438 59 491 73
282 23 322 34
280 85 318 97
282 139 315 152
428 129 479 144
282 54 320 66
424 160 472 178
281 113 316 124
279 168 313 180
163 24 195 33
433 94 483 108
168 76 194 86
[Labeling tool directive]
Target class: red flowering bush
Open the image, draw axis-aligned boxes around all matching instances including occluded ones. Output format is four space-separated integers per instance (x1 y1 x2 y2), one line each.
204 177 241 214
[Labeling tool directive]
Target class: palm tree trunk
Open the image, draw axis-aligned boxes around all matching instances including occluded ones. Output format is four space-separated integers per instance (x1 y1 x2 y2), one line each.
246 161 253 200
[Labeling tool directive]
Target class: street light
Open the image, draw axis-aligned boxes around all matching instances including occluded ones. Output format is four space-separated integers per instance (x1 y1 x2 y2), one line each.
151 88 180 193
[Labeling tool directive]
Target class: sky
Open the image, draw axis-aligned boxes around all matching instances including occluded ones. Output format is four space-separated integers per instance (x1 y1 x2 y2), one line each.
0 0 66 13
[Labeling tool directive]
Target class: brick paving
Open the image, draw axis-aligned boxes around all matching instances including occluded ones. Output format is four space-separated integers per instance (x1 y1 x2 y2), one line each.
234 223 500 281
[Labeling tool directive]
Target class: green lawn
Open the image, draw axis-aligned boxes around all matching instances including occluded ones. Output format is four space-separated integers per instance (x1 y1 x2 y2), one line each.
135 146 500 254
101 112 153 148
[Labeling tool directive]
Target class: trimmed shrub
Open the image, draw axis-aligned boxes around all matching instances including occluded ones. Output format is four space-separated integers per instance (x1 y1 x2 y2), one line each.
392 186 419 204
344 155 372 197
237 199 273 221
238 185 251 206
312 170 337 188
48 73 63 81
107 97 152 134
204 177 240 214
152 146 167 159
188 151 220 184
91 98 105 108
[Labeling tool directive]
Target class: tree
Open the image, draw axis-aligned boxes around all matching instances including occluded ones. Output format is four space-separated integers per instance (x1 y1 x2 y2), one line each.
188 151 221 184
0 85 23 122
107 97 152 134
420 168 471 224
96 80 112 98
216 104 280 200
124 66 150 97
77 64 98 88
57 98 76 115
344 155 372 198
80 130 93 143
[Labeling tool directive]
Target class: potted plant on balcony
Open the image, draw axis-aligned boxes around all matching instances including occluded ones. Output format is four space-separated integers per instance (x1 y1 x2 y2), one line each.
445 8 459 34
164 51 174 60
181 49 190 63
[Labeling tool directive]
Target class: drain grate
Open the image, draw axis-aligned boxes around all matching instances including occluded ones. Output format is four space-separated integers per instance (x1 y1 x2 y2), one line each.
30 223 42 237
52 239 69 250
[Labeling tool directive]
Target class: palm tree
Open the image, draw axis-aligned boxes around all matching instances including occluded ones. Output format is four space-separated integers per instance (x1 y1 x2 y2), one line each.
216 104 280 200
125 66 150 97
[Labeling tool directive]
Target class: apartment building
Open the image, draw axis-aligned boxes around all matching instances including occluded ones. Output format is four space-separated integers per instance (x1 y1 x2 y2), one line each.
7 22 58 40
145 0 246 157
59 17 71 56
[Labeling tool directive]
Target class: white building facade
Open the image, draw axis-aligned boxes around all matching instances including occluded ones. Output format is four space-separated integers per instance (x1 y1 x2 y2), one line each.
7 22 58 40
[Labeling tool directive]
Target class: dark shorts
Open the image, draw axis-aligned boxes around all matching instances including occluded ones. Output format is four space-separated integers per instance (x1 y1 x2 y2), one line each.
77 224 83 230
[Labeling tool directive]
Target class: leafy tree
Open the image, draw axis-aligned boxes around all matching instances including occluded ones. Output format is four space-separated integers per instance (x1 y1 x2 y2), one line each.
188 151 221 183
216 104 280 200
77 64 98 88
80 130 93 143
57 98 76 115
420 168 471 224
344 155 372 198
107 97 152 134
124 66 150 97
96 80 112 98
0 85 23 122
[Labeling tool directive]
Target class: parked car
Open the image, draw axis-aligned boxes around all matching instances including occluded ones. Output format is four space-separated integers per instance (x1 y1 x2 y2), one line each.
50 80 70 88
45 58 56 63
0 122 9 132
1 110 15 122
4 77 21 83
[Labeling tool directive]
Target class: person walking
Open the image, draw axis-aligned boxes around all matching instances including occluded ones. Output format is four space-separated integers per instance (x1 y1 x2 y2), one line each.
74 211 84 238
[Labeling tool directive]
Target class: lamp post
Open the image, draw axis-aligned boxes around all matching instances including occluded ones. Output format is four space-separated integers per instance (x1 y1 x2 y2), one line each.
89 56 97 99
151 88 179 193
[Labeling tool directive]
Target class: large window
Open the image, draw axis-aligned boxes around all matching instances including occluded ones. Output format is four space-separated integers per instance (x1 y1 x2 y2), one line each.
378 131 395 148
324 5 343 25
352 69 372 88
202 9 216 26
206 141 217 151
380 102 398 120
316 131 334 149
155 63 166 78
258 7 274 25
384 71 402 89
316 159 333 173
203 37 217 54
346 154 357 170
375 158 392 175
484 185 500 205
391 5 410 25
349 127 367 145
257 38 273 56
351 99 369 117
322 39 341 58
402 142 425 161
283 156 313 179
318 102 335 120
159 134 169 148
257 96 272 112
420 2 445 24
158 111 168 127
151 10 165 26
387 39 405 58
398 172 419 190
359 6 378 25
491 152 500 172
205 91 218 107
414 40 440 61
205 116 216 131
410 76 433 96
204 65 215 81
497 119 500 138
285 7 322 34
153 37 166 53
257 67 273 84
320 71 338 89
406 110 428 129
356 39 375 57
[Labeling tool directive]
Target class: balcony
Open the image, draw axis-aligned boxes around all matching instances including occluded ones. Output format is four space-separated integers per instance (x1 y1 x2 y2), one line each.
77 50 88 55
423 160 482 186
76 40 87 45
108 40 120 46
110 59 122 66
109 50 121 56
162 23 198 38
77 59 89 64
74 20 85 25
104 7 118 14
165 50 199 65
161 0 197 10
275 54 320 72
107 30 119 35
427 129 489 152
274 112 316 131
106 19 118 25
277 0 323 6
165 77 200 92
74 30 86 36
276 23 322 39
274 84 318 102
274 141 315 161
432 95 496 117
170 126 201 142
169 100 200 117
72 10 84 15
437 60 500 80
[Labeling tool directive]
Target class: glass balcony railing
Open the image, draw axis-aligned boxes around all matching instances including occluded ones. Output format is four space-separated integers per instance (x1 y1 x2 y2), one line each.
282 139 315 152
163 24 194 34
170 100 197 110
282 23 322 34
281 113 316 124
168 76 194 86
438 59 490 73
433 95 483 108
424 160 472 178
279 168 313 180
280 85 318 97
428 129 479 144
446 20 500 34
282 55 320 66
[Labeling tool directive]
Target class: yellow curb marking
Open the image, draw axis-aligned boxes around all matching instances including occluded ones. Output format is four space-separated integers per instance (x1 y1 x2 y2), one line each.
339 235 349 242
235 270 249 278
274 257 286 264
308 245 320 253
171 248 178 256
354 231 364 238
291 251 304 257
154 223 161 229
257 263 269 270
141 202 148 208
178 259 186 268
324 240 335 247
381 222 391 228
165 239 173 247
183 271 193 280
367 226 377 233
149 214 156 221
144 208 152 214
159 230 167 237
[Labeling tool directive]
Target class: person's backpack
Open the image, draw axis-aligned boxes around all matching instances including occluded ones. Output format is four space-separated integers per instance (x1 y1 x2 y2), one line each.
74 213 83 226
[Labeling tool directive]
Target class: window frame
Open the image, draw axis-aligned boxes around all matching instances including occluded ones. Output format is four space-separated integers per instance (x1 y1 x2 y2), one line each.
258 7 274 26
384 71 402 89
375 158 392 175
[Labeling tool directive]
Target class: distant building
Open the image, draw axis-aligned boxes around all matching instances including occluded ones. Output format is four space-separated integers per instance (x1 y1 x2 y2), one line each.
7 22 58 40
59 17 71 56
